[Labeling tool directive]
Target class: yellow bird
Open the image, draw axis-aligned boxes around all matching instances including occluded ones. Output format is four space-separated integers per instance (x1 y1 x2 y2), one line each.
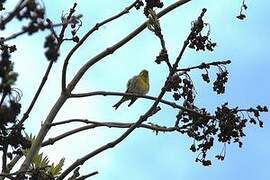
113 69 149 110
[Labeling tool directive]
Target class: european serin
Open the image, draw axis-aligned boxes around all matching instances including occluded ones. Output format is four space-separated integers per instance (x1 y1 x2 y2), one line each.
113 69 149 109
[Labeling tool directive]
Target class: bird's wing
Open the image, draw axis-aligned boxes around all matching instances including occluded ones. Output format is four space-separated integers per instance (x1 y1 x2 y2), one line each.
126 75 139 93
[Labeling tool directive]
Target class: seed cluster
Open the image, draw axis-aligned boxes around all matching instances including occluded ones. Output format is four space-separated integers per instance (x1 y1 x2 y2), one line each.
0 42 31 161
44 34 59 62
144 0 164 17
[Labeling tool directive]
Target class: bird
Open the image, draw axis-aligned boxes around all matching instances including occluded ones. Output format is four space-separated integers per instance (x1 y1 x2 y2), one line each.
113 69 149 110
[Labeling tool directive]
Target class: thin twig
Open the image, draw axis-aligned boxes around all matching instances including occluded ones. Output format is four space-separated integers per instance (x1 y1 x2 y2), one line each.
61 0 139 91
1 30 27 42
159 34 172 70
0 0 26 28
76 171 98 180
155 20 172 70
42 119 186 147
46 19 59 40
1 17 83 43
176 60 231 72
172 8 207 73
49 119 91 126
58 3 77 42
70 91 213 118
17 60 54 126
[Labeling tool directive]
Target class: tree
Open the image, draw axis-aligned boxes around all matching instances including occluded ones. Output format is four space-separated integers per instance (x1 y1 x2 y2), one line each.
0 0 269 179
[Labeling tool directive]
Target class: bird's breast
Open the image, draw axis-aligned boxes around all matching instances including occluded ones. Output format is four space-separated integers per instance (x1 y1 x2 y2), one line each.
137 78 149 95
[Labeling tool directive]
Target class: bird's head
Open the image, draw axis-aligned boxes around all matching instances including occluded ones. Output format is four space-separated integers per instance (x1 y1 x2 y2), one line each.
139 69 149 80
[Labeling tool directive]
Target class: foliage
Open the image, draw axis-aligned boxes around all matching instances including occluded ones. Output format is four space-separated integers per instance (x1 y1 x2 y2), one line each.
21 134 65 179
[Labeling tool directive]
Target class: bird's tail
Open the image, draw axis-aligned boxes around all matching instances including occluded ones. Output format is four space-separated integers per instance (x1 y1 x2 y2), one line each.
112 97 127 110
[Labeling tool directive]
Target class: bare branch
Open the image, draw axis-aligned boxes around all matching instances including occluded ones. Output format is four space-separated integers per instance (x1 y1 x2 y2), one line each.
70 91 213 118
49 119 92 127
176 60 231 72
61 0 140 91
58 3 78 42
1 30 27 42
6 155 22 173
65 0 191 93
147 9 172 70
0 0 26 28
46 19 59 40
17 61 54 126
172 8 207 73
1 16 83 43
76 171 98 179
42 119 186 147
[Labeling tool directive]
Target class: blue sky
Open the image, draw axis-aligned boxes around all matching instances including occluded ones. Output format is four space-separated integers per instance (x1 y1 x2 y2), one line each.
2 0 270 179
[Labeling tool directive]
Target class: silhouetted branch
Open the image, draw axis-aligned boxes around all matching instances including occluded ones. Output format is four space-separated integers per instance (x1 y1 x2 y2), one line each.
6 155 21 173
58 3 78 42
70 91 213 118
61 0 140 91
76 171 98 179
147 9 172 70
1 31 26 42
66 0 191 94
46 19 59 40
17 61 54 126
176 60 231 72
1 15 83 43
0 0 26 28
42 119 186 147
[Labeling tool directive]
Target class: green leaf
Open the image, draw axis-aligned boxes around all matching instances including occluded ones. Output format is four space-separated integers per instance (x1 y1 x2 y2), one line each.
47 158 65 176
